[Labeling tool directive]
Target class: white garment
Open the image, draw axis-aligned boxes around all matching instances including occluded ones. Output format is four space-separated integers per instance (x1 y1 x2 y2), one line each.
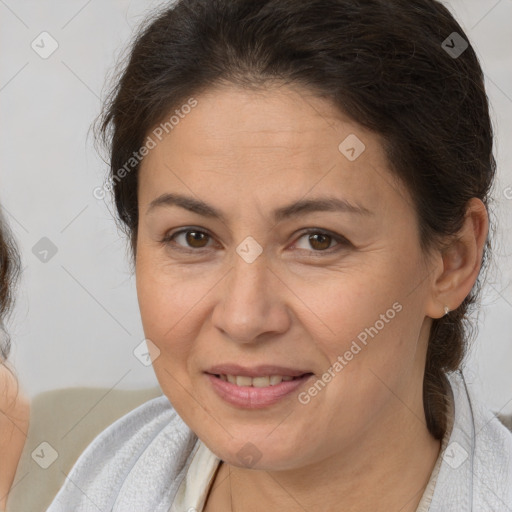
46 370 512 512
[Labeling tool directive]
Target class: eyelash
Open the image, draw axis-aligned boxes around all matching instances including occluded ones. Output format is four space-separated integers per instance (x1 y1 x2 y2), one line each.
159 227 351 256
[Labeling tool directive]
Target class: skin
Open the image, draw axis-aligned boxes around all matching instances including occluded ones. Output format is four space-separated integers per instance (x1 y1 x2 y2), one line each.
135 83 488 512
0 361 29 512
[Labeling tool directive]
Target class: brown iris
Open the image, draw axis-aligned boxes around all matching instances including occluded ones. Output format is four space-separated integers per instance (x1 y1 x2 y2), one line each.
307 233 332 251
186 230 209 248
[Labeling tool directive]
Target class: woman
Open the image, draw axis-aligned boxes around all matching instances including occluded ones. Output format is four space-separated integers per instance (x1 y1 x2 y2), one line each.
48 0 512 510
0 209 29 512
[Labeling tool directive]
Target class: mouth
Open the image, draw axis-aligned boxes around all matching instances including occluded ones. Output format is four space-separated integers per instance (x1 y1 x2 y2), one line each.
205 371 315 408
208 373 314 387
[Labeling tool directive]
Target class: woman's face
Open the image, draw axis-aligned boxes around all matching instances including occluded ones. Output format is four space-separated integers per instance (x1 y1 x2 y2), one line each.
135 84 438 470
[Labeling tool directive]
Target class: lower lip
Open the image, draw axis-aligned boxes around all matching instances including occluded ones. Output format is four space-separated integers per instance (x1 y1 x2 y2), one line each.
205 373 314 409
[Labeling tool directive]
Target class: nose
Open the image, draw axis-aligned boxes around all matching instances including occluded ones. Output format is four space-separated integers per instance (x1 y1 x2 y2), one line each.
211 249 291 344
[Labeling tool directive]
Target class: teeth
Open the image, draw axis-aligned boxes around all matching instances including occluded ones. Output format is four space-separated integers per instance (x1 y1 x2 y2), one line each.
236 376 253 387
220 374 296 387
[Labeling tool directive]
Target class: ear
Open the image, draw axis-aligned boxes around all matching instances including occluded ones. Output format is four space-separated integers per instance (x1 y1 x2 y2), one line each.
425 197 489 319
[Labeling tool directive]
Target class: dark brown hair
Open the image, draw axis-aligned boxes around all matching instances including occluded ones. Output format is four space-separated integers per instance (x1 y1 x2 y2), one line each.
0 209 21 361
96 0 496 440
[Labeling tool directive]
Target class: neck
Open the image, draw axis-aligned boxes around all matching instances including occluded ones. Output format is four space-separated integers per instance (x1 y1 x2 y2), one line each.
223 417 440 512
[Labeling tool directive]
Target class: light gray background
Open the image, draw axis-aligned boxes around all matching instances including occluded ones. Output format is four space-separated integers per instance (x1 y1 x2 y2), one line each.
1 0 511 414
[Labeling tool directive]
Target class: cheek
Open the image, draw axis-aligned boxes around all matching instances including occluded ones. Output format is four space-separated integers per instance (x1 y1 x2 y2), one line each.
136 266 198 403
291 270 400 344
135 258 211 357
293 267 417 388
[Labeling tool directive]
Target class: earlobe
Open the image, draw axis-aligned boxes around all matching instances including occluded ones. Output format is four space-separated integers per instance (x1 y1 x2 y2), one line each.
425 198 489 319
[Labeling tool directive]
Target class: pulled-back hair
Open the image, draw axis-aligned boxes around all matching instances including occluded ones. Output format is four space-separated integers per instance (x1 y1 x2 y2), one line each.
96 0 496 440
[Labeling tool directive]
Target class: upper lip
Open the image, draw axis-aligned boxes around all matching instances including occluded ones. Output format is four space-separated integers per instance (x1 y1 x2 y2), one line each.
206 364 313 378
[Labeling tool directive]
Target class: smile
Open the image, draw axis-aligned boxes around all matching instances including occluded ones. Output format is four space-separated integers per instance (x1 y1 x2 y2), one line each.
205 372 314 408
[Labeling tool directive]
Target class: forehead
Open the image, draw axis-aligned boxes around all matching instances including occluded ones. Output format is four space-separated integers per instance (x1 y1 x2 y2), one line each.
154 84 372 158
139 84 407 218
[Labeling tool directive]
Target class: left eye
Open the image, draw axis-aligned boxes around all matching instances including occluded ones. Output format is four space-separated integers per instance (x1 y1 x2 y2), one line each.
292 230 348 253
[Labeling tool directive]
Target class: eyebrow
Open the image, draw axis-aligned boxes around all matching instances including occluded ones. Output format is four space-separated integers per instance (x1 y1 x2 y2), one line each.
146 192 373 222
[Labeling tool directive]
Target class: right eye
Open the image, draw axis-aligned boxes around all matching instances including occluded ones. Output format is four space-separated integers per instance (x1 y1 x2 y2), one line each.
160 228 216 252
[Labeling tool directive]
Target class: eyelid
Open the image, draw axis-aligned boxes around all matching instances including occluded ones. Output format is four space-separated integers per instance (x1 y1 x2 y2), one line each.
291 228 351 254
161 227 351 254
160 226 218 251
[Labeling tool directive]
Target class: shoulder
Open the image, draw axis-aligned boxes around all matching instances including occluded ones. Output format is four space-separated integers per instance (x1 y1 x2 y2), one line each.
66 395 185 461
72 394 181 450
472 394 512 506
431 371 512 510
47 395 199 512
